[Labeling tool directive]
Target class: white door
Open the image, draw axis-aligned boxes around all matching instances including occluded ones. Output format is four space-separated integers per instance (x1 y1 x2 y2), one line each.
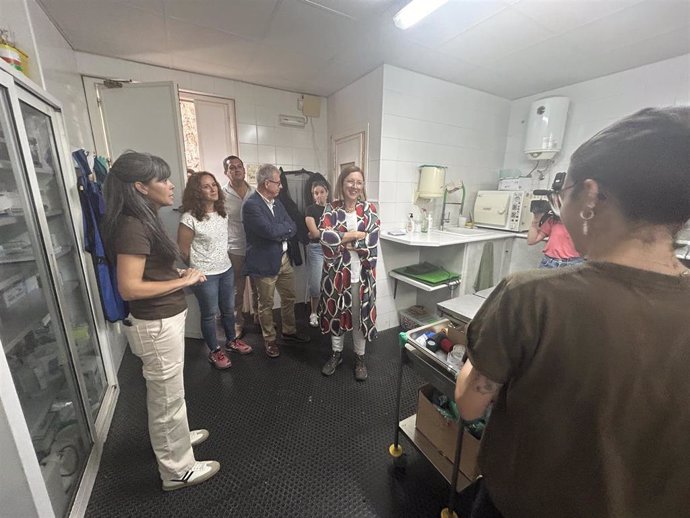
96 81 202 338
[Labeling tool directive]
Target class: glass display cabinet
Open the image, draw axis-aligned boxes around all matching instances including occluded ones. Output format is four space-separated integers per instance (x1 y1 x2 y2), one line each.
0 64 111 517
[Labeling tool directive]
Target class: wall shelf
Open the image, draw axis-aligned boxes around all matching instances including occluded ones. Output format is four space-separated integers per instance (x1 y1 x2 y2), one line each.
389 270 461 298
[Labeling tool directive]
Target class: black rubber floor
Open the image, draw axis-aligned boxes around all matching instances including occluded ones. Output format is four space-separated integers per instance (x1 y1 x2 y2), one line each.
86 304 463 517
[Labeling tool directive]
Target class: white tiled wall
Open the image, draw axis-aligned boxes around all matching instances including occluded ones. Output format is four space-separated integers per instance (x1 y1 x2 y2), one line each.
377 66 511 330
73 52 329 180
502 53 690 183
327 66 383 193
380 65 511 230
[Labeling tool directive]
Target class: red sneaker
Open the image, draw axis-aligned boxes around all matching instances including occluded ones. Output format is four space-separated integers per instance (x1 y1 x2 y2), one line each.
208 348 232 369
225 338 253 355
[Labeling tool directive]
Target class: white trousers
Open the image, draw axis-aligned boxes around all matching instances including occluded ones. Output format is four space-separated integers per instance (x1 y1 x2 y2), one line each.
125 309 196 481
331 282 366 356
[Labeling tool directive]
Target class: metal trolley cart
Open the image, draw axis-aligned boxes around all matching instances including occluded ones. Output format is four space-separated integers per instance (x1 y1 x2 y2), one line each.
388 319 471 518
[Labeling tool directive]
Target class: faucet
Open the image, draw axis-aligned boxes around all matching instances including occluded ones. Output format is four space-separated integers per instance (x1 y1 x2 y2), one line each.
440 182 465 231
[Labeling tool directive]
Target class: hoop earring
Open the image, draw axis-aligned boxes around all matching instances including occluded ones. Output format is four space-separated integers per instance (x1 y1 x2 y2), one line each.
580 209 594 236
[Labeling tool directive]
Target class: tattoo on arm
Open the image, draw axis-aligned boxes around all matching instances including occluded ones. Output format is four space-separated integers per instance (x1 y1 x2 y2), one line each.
471 369 502 396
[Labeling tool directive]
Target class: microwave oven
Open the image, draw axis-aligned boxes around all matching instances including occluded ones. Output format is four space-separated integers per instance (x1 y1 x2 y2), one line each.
473 190 533 232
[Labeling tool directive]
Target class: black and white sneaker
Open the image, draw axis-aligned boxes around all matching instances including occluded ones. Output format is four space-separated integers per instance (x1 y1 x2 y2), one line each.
162 460 220 491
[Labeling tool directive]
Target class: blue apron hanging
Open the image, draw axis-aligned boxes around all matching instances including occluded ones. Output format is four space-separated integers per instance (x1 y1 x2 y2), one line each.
73 149 128 322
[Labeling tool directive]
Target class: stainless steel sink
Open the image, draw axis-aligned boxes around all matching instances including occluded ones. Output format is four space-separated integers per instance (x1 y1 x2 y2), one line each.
441 226 492 236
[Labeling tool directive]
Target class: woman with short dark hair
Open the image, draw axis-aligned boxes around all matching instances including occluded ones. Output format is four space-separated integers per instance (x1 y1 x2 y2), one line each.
102 151 220 491
454 107 690 517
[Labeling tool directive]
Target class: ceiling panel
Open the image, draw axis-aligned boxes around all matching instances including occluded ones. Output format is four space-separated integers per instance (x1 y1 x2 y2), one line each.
438 7 557 65
399 0 510 49
295 0 397 20
261 0 357 60
556 0 690 54
37 0 690 98
39 1 169 57
164 0 279 39
164 18 256 71
511 0 644 33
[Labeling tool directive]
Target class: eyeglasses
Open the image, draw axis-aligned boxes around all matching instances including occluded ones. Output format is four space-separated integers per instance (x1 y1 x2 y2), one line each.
547 183 577 216
345 181 364 188
266 179 281 186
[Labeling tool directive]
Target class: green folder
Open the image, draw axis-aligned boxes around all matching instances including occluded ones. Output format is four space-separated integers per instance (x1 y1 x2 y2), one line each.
392 262 461 286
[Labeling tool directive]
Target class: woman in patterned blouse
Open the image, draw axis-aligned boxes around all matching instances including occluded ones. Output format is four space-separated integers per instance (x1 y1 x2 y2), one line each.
318 165 380 381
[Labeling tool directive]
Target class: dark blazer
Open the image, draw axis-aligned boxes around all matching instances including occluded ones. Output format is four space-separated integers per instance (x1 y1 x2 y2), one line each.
242 191 297 277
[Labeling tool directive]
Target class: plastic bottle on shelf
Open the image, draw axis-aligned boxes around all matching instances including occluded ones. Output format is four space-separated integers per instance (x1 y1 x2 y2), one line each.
406 212 415 233
421 209 429 233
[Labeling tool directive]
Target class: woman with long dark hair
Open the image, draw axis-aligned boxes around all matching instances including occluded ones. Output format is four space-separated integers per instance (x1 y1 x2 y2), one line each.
178 172 252 370
319 166 379 381
102 151 220 491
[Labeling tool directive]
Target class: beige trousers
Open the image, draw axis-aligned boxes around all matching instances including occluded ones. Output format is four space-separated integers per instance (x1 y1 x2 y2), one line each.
254 253 297 342
125 309 195 481
228 251 259 327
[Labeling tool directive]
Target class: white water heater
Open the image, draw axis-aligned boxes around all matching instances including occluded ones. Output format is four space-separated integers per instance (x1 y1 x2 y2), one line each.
524 96 570 160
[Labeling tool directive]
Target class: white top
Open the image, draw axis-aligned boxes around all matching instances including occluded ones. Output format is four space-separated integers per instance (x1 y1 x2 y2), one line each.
345 211 361 283
222 182 254 255
180 211 233 275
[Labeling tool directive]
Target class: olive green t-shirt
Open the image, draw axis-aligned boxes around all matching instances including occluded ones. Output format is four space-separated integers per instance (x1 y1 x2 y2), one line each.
467 262 690 518
113 216 186 320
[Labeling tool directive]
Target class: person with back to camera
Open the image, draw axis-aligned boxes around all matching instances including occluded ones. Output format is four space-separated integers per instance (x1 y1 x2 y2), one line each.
454 107 690 518
527 206 583 268
319 165 380 381
101 152 220 491
177 172 252 370
304 180 330 328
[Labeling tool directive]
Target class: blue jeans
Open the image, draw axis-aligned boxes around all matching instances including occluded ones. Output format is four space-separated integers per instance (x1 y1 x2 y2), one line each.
191 267 236 351
539 255 585 269
306 243 324 298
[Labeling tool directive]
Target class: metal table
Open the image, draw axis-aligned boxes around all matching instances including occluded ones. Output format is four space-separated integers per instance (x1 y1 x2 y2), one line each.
389 319 468 518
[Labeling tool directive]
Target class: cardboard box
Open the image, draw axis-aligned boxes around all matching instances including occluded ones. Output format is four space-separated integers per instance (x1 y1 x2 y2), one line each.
415 384 481 481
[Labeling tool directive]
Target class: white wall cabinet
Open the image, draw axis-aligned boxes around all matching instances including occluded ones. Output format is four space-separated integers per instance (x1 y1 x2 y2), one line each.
0 63 114 517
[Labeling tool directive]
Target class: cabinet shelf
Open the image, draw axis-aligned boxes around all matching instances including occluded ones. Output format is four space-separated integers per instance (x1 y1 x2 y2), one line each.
0 245 71 264
390 270 461 299
1 289 51 354
0 209 62 228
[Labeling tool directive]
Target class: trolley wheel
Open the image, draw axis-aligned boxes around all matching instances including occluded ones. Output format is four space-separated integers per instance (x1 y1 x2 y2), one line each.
440 508 458 518
388 443 403 458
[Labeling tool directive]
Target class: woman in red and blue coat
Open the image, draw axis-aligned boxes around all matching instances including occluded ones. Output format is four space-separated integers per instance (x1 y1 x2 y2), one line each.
318 165 379 381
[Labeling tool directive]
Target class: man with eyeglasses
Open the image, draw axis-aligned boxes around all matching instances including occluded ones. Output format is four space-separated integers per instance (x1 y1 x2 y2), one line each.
222 155 259 339
241 164 311 358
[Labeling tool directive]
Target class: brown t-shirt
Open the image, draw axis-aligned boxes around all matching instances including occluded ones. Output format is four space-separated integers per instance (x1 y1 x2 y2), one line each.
467 262 690 518
113 216 186 320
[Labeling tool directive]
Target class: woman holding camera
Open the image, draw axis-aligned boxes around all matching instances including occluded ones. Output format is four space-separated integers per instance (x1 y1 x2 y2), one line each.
455 107 690 517
527 208 582 268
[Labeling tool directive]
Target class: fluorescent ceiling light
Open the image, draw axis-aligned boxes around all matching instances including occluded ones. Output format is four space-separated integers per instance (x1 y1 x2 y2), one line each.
393 0 449 30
